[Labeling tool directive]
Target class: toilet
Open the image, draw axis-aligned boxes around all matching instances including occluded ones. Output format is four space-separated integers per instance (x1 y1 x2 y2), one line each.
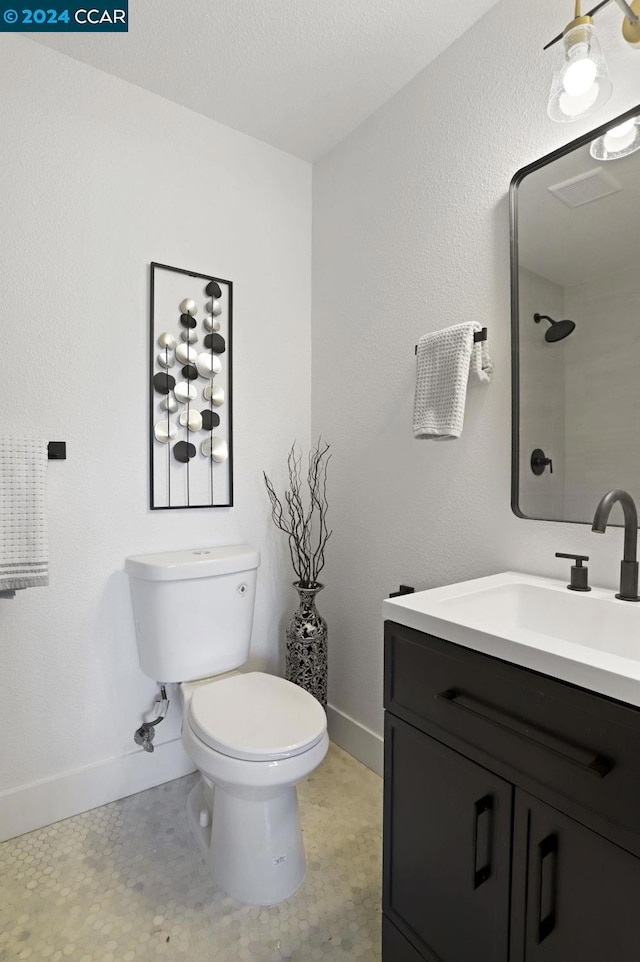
125 544 329 906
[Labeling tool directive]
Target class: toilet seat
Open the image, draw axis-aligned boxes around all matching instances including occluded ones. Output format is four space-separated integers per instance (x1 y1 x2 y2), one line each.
187 672 326 761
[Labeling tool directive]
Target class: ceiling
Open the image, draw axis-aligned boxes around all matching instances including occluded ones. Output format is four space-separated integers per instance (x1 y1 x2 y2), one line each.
30 0 503 161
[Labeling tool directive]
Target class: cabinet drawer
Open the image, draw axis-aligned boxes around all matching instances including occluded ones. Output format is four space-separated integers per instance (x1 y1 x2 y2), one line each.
385 621 640 838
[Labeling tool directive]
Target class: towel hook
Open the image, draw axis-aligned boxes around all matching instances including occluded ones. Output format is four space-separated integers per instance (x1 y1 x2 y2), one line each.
47 442 66 460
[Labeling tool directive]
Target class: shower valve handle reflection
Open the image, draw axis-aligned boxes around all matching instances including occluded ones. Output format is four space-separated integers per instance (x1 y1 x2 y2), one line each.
531 448 553 475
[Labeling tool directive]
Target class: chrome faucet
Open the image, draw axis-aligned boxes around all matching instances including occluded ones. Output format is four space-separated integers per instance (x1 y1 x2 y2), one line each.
592 489 640 602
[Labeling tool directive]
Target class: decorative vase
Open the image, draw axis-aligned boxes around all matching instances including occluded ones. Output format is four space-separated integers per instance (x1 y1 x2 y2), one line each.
285 582 328 709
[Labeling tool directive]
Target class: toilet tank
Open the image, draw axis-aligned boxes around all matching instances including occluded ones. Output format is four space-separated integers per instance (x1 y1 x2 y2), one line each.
125 545 260 682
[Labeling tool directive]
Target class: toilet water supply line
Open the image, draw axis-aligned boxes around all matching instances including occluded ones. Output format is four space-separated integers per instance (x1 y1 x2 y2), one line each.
134 684 169 753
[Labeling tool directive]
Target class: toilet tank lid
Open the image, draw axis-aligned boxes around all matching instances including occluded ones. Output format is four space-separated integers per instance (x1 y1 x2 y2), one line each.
125 545 260 581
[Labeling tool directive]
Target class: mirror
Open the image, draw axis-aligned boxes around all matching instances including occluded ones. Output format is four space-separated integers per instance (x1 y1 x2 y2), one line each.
511 105 640 525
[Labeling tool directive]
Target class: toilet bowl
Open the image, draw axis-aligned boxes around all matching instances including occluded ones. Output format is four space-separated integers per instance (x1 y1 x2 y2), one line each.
125 545 328 906
181 672 328 905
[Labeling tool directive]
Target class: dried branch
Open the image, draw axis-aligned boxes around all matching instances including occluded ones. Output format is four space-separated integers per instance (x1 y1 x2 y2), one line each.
263 438 332 588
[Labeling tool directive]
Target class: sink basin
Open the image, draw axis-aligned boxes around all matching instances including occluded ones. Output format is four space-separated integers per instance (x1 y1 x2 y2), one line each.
383 572 640 707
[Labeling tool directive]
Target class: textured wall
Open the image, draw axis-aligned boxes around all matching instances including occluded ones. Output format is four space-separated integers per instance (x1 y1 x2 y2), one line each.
0 38 311 794
311 0 640 735
518 268 566 521
564 265 640 521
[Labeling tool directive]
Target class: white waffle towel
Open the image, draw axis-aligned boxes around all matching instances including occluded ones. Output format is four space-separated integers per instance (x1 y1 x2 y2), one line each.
0 439 49 590
413 322 493 440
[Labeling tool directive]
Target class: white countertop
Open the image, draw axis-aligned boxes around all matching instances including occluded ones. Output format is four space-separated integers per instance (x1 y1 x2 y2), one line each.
383 571 640 708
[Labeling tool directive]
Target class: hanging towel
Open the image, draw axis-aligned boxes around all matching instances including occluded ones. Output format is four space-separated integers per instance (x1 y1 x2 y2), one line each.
413 322 493 441
0 439 49 590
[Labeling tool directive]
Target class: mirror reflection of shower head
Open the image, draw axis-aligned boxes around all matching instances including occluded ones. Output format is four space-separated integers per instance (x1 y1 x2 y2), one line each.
533 313 576 342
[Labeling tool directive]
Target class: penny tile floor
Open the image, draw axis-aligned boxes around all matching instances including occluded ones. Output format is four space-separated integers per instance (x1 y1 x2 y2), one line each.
0 744 382 961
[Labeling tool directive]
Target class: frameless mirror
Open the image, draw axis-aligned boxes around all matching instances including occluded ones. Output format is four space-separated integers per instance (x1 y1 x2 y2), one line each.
511 104 640 525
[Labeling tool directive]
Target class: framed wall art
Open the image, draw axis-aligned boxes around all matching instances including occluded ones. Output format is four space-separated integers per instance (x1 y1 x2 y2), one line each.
149 262 233 509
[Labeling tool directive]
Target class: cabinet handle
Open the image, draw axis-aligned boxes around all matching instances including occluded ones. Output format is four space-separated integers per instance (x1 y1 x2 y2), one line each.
473 794 494 889
537 833 558 943
436 690 612 778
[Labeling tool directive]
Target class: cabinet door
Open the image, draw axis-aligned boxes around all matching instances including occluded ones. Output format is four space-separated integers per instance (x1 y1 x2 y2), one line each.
512 790 640 961
382 917 425 962
384 715 512 962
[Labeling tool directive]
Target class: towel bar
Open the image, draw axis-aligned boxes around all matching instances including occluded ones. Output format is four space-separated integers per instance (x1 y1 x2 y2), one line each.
47 442 66 460
414 327 488 355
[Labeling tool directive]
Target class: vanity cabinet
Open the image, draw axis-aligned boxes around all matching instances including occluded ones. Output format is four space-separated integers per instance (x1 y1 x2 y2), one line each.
383 621 640 962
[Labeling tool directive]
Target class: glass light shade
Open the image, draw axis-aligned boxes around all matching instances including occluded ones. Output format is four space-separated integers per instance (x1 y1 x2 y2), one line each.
590 116 640 160
547 22 613 123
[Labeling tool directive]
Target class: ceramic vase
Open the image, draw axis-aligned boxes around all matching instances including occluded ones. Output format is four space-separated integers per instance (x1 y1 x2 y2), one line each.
285 583 328 709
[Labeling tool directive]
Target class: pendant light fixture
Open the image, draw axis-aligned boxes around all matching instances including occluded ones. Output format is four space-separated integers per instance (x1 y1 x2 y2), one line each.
590 114 640 158
544 0 640 123
547 0 613 122
620 0 640 45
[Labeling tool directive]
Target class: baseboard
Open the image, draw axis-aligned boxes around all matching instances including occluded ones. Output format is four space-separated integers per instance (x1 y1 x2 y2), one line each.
0 737 196 842
326 704 383 777
1 714 382 843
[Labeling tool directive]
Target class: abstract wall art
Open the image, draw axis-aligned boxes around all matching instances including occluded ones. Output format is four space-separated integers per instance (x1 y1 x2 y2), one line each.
150 262 233 509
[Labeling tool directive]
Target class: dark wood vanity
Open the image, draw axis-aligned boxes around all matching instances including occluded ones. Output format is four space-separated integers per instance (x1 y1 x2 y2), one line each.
382 620 640 961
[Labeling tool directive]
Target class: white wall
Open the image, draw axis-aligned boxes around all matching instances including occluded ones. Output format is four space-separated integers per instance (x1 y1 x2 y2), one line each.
312 0 640 741
3 0 640 827
516 262 640 527
0 37 312 838
563 265 640 521
517 268 566 521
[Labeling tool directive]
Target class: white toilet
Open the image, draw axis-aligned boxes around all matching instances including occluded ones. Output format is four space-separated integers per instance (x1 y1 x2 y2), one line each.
125 544 329 906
